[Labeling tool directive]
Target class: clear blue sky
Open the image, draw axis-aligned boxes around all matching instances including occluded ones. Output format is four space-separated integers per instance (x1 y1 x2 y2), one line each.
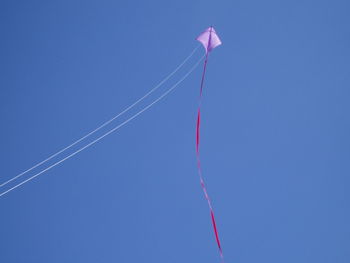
1 0 349 262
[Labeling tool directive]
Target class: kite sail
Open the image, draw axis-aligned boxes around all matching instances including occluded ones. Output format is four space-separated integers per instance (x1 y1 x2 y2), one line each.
195 26 224 260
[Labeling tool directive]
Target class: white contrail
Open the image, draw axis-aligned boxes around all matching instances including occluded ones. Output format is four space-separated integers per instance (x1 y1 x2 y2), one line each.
0 46 199 188
0 55 204 198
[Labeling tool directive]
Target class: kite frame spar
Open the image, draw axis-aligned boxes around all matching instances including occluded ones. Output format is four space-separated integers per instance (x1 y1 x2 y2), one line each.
0 46 199 189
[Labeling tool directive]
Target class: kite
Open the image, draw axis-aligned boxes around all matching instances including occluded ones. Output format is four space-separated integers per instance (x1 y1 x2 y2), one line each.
0 25 225 262
195 26 224 260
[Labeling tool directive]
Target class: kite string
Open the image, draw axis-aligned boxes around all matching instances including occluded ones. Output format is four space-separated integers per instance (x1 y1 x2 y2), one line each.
0 45 200 188
0 55 205 198
196 52 224 261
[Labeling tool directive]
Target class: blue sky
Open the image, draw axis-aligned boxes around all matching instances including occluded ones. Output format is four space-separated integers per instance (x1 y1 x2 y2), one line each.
1 0 349 262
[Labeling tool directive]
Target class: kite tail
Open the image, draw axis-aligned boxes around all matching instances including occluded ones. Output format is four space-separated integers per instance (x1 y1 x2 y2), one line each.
196 53 224 261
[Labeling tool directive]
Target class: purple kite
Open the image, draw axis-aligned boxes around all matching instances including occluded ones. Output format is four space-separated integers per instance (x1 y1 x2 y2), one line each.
195 26 223 261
